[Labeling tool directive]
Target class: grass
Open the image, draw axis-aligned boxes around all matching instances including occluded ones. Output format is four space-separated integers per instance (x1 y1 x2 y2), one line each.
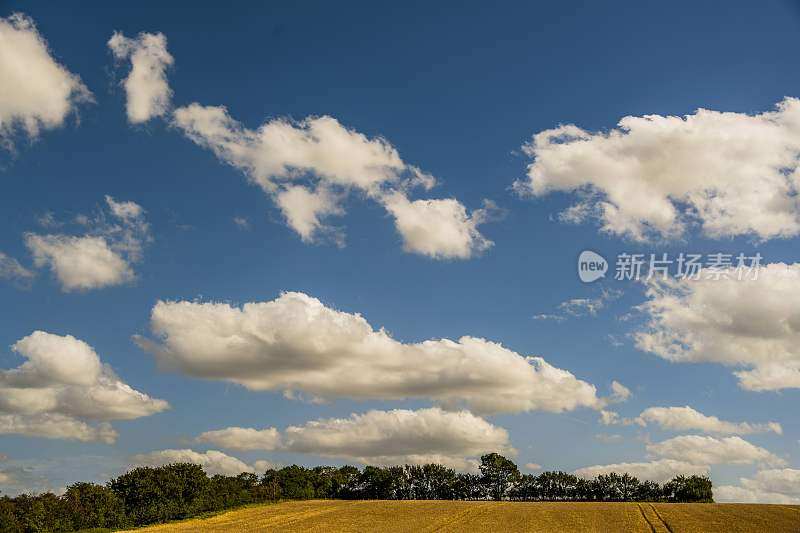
126 499 800 532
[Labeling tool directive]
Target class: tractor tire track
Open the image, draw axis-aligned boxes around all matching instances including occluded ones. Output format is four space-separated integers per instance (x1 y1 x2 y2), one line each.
637 503 670 533
649 504 674 533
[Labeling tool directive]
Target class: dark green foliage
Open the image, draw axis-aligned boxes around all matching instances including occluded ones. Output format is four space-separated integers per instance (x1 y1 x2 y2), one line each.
63 482 129 530
12 492 71 532
272 465 317 500
199 473 257 512
0 497 22 532
663 475 714 503
109 463 210 526
4 454 715 531
479 453 521 500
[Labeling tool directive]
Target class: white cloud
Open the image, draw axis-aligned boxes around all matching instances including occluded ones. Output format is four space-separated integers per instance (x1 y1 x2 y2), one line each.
381 192 495 259
252 459 276 472
715 484 800 504
104 195 145 222
635 406 782 435
136 291 608 414
131 449 254 476
524 463 542 471
516 98 800 241
534 288 622 322
599 409 621 426
609 381 631 403
24 196 151 291
0 414 117 444
595 433 623 444
532 313 565 322
198 408 513 471
716 468 800 503
275 185 343 244
0 331 168 443
574 459 708 483
232 216 250 230
647 435 785 467
172 102 493 256
744 468 800 496
26 235 134 291
108 32 173 123
635 263 800 391
173 104 405 193
197 426 281 451
559 288 622 317
0 252 35 286
607 334 624 348
36 212 61 229
0 13 92 147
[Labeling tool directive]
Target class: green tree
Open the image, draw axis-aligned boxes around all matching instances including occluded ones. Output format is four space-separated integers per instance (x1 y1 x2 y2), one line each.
664 475 714 503
110 463 210 526
359 466 395 499
0 496 22 532
479 453 520 500
63 482 129 530
275 465 316 500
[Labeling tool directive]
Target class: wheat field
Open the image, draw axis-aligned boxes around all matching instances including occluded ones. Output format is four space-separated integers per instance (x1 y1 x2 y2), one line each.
128 499 800 532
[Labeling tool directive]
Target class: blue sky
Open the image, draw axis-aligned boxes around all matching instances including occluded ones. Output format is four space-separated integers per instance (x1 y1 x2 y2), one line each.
2 1 800 501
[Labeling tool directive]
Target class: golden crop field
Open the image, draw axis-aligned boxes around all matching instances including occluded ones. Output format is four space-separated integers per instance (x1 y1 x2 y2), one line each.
128 499 800 532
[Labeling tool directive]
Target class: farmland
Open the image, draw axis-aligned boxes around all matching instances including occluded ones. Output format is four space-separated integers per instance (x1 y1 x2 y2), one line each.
130 500 800 532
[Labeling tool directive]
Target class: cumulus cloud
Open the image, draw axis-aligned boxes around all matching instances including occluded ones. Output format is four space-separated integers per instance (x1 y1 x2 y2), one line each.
198 408 512 471
275 185 344 243
0 252 35 287
599 410 621 426
715 484 800 504
173 104 405 194
574 459 708 483
716 469 800 504
635 263 800 391
647 435 785 467
0 331 168 443
609 381 631 403
198 426 281 452
171 102 493 256
130 449 254 476
381 192 495 259
136 291 608 414
0 414 117 444
516 98 800 242
0 13 92 148
635 406 782 435
25 196 151 291
108 32 173 123
26 235 134 291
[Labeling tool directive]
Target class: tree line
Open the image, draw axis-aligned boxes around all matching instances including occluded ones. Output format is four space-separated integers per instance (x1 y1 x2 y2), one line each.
0 453 713 532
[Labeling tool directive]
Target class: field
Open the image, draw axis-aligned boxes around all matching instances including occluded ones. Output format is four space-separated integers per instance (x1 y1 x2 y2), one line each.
129 499 800 532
